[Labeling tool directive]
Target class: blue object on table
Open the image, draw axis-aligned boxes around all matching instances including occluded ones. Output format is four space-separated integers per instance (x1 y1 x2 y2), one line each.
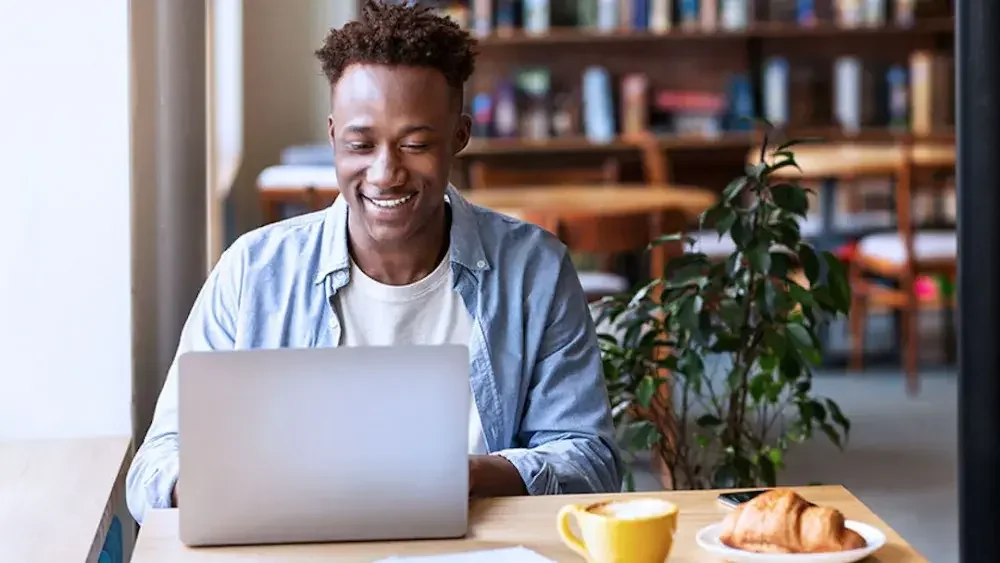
99 515 124 563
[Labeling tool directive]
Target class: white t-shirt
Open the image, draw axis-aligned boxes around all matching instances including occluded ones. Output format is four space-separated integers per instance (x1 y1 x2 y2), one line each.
336 252 487 455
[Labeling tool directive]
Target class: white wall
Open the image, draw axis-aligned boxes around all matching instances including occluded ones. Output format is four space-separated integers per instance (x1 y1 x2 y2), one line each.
229 0 355 234
0 1 133 440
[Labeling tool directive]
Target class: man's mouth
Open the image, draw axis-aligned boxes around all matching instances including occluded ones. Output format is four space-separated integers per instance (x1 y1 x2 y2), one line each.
362 192 416 210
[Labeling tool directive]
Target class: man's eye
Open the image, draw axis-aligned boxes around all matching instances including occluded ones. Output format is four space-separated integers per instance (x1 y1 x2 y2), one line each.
347 141 372 151
402 143 428 151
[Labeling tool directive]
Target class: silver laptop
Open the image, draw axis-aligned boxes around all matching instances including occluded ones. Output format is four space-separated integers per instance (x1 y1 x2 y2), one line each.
176 344 470 547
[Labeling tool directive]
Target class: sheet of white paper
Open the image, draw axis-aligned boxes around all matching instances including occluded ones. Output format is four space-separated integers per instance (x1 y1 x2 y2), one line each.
374 546 556 563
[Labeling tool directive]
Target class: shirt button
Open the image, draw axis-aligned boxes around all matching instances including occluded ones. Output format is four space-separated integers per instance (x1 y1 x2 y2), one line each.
476 260 486 268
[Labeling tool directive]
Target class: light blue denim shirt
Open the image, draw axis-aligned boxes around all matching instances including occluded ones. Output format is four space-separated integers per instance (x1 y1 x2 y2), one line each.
126 186 623 524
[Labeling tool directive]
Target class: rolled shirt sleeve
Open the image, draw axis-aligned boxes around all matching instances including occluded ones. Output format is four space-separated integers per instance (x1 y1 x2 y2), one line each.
125 241 244 524
496 252 624 495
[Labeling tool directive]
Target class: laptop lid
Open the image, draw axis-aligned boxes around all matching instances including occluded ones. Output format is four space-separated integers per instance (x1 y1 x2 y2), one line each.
176 344 470 546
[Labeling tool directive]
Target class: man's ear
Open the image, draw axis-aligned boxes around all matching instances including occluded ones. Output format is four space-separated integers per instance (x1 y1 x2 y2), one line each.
454 113 472 155
327 115 335 146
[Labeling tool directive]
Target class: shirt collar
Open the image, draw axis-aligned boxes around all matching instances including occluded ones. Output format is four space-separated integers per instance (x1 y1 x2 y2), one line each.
313 184 490 285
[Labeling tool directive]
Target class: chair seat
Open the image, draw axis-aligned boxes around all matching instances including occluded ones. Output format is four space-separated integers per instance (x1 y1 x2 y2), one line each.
800 215 823 237
579 271 630 296
857 231 957 264
686 231 737 257
689 215 819 258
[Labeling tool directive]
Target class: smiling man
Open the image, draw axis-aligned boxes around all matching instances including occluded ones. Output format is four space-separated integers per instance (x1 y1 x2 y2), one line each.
125 0 622 525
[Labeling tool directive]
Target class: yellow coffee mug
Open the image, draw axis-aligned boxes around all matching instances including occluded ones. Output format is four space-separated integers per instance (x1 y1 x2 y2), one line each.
557 498 679 563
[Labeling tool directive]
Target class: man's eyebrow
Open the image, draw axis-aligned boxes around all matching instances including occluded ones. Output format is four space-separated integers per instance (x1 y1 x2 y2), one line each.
399 125 435 135
341 125 435 135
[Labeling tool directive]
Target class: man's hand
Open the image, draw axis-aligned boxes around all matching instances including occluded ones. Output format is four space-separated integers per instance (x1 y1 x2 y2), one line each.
468 454 528 498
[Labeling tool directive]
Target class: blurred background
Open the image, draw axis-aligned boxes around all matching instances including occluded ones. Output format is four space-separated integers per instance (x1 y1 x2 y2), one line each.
0 0 957 561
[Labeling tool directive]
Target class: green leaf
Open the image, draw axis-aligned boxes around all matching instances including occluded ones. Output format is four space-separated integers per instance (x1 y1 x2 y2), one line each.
822 251 851 312
769 252 792 278
768 447 783 467
713 464 740 489
770 184 809 217
787 323 814 351
716 209 738 238
820 422 843 449
780 351 804 381
731 215 752 247
697 414 723 427
757 452 777 487
759 354 778 372
678 349 705 378
763 328 787 358
767 158 802 177
676 295 700 332
825 398 851 438
787 281 815 309
648 232 693 250
621 420 662 451
749 373 769 402
724 177 748 202
799 243 821 285
622 471 636 492
745 163 768 182
809 399 828 422
747 244 772 274
636 375 656 408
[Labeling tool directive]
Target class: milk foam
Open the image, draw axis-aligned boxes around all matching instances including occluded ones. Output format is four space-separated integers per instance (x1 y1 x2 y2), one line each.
590 499 674 519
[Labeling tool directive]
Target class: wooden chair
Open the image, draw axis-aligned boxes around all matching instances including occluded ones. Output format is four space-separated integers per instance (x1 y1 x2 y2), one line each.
848 143 957 395
632 132 737 260
464 157 632 301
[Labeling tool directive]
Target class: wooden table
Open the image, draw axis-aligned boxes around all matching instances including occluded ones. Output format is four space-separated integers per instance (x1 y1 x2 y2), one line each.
131 485 925 562
462 184 716 222
465 184 716 283
0 436 133 563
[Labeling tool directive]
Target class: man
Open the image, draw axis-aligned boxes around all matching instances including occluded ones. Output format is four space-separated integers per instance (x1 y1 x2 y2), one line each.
126 0 622 525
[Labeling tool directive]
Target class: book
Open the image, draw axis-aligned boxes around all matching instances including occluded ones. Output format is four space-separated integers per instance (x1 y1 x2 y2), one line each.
523 0 550 34
650 0 673 31
621 73 650 135
763 57 790 127
910 51 932 136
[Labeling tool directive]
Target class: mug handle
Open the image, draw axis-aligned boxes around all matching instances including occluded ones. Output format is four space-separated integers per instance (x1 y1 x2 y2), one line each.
557 504 587 558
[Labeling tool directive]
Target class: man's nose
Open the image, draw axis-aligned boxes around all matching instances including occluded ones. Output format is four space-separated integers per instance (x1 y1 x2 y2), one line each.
365 146 404 188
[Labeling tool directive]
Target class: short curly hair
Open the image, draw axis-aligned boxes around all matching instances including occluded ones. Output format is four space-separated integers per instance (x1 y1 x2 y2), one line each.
315 0 478 92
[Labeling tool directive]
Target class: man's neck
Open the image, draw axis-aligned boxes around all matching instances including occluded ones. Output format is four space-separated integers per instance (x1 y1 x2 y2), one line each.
348 205 450 286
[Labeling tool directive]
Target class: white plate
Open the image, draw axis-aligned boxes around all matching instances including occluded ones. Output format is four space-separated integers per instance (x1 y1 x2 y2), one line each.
695 520 887 563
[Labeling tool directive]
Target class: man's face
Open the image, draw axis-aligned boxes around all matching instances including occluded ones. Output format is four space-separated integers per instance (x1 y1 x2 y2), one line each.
329 64 471 246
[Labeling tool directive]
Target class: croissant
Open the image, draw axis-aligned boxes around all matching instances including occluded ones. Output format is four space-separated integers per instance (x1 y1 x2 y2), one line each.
719 489 867 554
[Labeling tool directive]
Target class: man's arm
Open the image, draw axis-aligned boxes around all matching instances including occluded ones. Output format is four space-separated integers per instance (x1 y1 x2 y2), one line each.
493 252 624 495
125 243 244 524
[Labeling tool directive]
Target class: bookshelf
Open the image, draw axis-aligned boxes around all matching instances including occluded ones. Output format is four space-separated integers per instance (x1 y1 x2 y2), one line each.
368 1 956 192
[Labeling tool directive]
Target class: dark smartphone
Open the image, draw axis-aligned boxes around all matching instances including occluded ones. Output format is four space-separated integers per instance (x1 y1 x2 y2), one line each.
717 489 770 509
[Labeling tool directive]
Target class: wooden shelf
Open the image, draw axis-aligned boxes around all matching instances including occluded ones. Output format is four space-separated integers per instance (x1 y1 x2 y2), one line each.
458 129 954 157
474 18 954 48
460 136 633 156
459 133 753 157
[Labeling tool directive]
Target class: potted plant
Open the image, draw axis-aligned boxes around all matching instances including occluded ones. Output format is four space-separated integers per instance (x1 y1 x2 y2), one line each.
595 131 852 491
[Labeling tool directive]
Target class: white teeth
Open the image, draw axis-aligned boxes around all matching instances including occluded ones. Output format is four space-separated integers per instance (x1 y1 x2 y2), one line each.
367 194 414 209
